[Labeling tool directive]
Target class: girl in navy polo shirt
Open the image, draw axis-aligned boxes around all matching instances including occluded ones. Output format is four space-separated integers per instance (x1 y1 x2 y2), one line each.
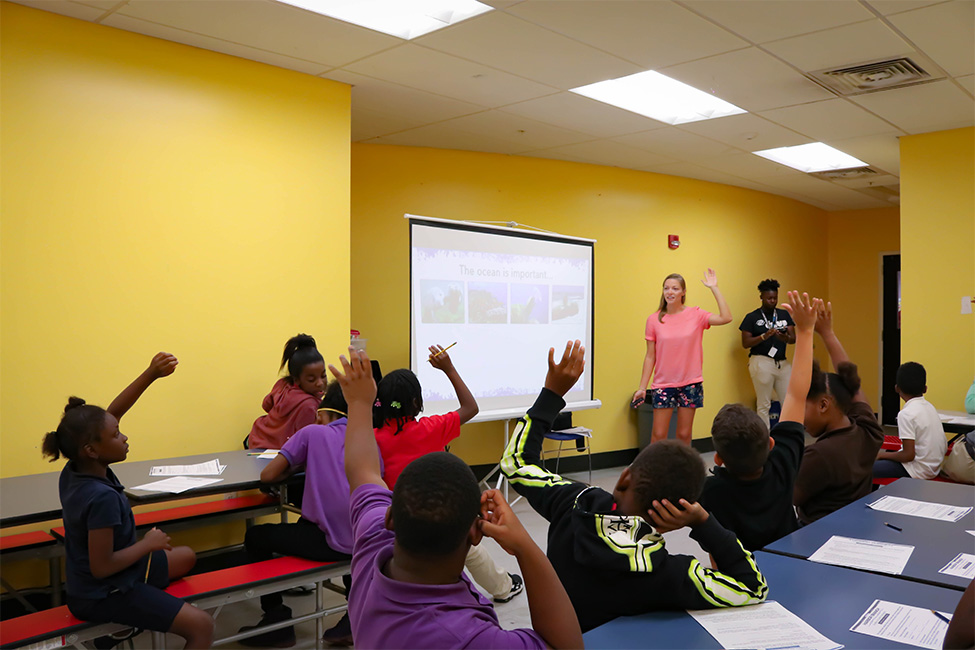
42 353 213 648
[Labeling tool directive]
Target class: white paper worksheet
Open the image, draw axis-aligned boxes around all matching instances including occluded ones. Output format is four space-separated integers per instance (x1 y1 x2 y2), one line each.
939 552 975 579
129 477 224 494
688 601 843 650
867 495 972 522
850 600 950 649
149 459 226 476
255 450 279 460
808 535 914 574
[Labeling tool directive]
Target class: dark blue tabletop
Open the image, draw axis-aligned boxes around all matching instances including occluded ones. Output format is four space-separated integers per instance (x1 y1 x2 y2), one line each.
583 551 964 649
765 478 974 590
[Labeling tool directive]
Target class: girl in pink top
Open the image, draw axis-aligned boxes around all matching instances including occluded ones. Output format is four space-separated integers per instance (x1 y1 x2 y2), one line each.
633 269 732 444
247 333 327 450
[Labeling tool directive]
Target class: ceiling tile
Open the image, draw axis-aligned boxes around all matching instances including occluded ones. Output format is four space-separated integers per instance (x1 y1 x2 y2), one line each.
763 19 915 72
640 161 769 188
958 75 975 97
350 108 422 141
73 0 125 10
661 47 834 112
615 128 735 160
370 124 528 155
414 11 641 89
527 140 677 170
499 93 666 138
344 44 558 107
887 1 975 77
849 80 975 134
865 1 945 15
506 1 748 69
683 0 873 44
824 133 903 174
677 113 811 152
11 0 104 21
438 111 594 150
322 70 485 124
760 98 903 141
114 0 399 68
696 151 802 177
102 14 332 75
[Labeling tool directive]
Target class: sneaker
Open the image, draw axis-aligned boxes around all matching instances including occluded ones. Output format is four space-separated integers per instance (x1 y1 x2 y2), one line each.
494 573 524 603
238 605 296 648
322 612 354 647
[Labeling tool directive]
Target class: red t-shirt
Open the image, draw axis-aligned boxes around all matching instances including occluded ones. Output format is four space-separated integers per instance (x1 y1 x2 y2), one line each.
374 411 461 489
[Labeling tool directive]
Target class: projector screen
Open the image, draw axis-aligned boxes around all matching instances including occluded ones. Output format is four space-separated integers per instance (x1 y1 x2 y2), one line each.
409 215 599 422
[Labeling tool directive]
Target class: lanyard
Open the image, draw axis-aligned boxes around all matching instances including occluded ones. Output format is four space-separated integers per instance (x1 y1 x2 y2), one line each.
763 308 777 331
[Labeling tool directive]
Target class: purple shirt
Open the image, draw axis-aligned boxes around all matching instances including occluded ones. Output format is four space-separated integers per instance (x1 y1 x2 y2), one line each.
280 419 355 554
349 483 545 650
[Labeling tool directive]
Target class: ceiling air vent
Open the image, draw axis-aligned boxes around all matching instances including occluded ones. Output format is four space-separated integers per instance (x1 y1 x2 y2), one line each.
808 167 880 181
807 55 945 96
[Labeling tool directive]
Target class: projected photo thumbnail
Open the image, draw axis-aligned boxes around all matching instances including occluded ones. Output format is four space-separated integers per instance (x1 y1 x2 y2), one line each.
510 284 549 324
420 280 465 324
552 285 585 323
469 282 507 324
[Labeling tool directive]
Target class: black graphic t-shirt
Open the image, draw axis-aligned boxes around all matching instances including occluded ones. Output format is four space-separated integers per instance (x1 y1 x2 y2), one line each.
740 307 794 360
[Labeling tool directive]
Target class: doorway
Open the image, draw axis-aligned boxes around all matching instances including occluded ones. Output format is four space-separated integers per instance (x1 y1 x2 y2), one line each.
880 254 901 425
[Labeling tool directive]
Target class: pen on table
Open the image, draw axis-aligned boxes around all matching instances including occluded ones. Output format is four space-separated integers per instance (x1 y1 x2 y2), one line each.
430 342 457 359
884 522 902 532
931 610 950 624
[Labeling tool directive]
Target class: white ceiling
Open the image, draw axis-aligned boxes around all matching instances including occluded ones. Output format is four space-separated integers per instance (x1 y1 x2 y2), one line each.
16 0 975 210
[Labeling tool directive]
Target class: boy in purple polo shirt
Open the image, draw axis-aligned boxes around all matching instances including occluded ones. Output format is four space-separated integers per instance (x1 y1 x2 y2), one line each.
239 381 363 647
329 348 583 650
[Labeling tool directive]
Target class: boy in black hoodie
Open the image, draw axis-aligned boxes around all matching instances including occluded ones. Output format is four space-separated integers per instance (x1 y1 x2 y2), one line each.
501 341 767 632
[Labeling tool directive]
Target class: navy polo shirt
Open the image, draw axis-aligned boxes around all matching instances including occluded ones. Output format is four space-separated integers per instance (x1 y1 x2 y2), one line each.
59 462 139 599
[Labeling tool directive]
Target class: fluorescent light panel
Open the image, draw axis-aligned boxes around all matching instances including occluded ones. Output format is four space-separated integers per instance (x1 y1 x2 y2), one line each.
277 0 493 40
570 71 746 125
753 143 868 173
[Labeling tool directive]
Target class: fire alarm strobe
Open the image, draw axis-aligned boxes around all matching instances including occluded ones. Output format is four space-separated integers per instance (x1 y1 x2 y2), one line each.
668 235 680 249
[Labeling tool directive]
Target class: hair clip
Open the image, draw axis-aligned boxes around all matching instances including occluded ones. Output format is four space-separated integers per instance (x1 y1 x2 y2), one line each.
374 399 381 408
391 401 402 409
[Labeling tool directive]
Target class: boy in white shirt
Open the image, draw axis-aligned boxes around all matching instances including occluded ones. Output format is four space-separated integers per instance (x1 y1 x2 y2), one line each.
874 362 947 479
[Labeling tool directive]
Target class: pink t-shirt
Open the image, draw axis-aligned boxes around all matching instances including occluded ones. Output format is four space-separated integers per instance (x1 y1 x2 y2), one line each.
645 306 712 389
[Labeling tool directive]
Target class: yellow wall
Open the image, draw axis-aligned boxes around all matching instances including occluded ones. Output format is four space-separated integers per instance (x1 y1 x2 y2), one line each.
827 207 899 413
900 128 975 410
0 3 352 478
351 144 829 464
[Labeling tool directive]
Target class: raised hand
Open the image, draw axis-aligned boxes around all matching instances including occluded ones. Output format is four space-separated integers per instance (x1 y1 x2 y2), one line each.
427 344 455 373
781 291 820 333
815 300 834 337
544 340 585 397
478 489 533 557
701 268 719 289
328 348 377 409
143 527 172 551
148 352 178 379
647 498 709 534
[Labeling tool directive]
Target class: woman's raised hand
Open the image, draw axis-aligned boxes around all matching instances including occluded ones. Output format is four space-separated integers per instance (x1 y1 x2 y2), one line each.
701 268 718 288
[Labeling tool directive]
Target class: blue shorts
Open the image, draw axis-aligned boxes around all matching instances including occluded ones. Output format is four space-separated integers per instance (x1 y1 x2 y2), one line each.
651 382 704 409
67 550 183 632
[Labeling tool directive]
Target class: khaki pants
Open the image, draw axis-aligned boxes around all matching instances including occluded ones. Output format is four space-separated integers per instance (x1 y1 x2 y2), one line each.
941 440 975 484
748 355 792 431
465 542 511 598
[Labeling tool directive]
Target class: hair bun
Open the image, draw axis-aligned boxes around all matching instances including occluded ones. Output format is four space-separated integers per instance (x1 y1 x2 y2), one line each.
64 396 87 412
293 333 317 349
836 362 862 395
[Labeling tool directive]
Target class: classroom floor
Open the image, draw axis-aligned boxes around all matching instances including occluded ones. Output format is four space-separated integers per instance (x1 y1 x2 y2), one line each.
134 454 716 648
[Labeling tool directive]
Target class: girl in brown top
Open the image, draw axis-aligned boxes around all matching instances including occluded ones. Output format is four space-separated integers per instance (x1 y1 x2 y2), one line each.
794 302 883 524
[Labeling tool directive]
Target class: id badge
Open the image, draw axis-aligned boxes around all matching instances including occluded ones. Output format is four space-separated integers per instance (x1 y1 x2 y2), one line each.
768 346 778 357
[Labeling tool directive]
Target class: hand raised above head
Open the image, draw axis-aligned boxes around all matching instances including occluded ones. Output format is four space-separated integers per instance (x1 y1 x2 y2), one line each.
328 348 376 408
427 344 454 372
815 300 833 336
544 340 585 397
701 268 719 288
148 352 178 378
781 291 820 332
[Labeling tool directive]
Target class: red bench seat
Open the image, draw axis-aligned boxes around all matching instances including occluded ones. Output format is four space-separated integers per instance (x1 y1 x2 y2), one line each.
0 531 57 554
0 556 344 649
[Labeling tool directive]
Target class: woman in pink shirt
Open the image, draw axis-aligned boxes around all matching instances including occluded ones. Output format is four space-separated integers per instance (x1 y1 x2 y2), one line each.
633 269 732 444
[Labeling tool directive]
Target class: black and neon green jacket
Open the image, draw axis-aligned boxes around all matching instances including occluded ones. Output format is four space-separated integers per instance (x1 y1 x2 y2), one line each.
501 388 768 632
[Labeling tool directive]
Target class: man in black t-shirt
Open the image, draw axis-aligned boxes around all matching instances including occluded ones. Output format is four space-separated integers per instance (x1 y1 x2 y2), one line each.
740 279 795 430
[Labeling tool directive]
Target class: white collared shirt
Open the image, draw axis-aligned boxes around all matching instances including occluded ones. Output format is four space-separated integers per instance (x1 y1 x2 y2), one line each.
897 396 947 479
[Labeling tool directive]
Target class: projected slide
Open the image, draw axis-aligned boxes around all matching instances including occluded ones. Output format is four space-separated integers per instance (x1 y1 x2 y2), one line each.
410 217 595 420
